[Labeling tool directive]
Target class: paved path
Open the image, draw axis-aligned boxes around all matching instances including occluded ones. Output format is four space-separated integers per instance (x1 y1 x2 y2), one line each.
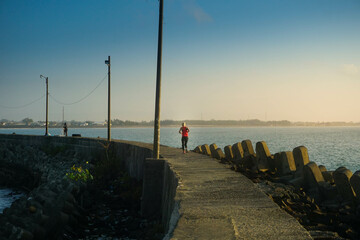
160 146 312 240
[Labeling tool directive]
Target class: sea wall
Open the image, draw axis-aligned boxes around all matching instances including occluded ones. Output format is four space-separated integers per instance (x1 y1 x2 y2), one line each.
0 134 177 239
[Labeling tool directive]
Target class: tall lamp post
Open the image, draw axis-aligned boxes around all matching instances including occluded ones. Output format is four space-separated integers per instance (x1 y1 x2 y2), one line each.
153 0 164 159
40 75 49 136
105 56 111 141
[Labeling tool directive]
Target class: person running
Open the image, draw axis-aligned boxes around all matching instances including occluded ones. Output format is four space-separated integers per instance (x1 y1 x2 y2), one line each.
179 122 190 153
63 122 68 137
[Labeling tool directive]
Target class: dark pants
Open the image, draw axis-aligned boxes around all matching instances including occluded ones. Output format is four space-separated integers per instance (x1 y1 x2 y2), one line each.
181 136 188 150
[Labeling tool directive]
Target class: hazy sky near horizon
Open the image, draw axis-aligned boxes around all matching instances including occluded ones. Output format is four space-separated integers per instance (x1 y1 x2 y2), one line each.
1 0 359 122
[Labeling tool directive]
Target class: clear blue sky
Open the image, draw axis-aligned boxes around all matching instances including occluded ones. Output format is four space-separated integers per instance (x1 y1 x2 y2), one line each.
1 0 359 122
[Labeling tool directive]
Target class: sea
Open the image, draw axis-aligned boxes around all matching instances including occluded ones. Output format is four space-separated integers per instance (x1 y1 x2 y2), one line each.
1 126 360 211
0 126 359 172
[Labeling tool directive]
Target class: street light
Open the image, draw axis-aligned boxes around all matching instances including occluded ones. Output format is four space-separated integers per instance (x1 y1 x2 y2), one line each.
153 0 164 159
40 75 49 136
105 56 111 141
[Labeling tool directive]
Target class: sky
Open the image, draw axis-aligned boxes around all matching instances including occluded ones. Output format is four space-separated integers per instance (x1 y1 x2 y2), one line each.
0 0 359 122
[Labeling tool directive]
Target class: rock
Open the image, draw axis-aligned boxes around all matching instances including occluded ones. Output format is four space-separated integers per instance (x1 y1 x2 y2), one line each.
20 229 34 240
288 177 304 189
29 206 37 213
333 167 356 203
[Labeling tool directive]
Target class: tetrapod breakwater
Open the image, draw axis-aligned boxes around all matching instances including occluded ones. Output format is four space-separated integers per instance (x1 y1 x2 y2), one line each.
194 140 360 239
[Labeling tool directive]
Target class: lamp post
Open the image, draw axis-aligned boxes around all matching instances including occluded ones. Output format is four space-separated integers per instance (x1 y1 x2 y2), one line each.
40 75 49 136
153 0 164 159
105 56 111 141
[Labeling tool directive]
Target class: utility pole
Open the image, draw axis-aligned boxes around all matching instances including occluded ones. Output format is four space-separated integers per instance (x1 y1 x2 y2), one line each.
105 56 111 141
40 75 49 136
153 0 164 159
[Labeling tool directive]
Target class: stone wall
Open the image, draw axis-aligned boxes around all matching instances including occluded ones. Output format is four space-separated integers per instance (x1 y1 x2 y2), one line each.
0 134 178 239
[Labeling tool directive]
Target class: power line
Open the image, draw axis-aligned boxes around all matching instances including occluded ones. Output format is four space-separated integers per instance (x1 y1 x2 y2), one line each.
0 94 45 109
49 74 107 105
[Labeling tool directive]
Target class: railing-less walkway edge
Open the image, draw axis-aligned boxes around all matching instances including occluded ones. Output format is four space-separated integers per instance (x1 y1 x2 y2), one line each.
159 146 312 240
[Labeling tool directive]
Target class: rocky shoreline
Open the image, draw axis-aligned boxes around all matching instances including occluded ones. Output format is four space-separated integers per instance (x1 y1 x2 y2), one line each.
0 142 161 240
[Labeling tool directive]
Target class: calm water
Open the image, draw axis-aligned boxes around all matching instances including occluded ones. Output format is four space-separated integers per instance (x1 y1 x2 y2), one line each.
1 127 360 172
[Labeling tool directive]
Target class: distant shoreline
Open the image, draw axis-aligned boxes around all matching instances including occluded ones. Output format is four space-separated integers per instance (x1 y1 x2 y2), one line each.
2 119 360 129
1 124 360 129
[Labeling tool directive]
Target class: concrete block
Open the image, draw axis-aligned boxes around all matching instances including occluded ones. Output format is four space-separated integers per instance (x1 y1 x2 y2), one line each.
350 171 360 202
319 182 338 201
241 140 255 157
274 151 296 176
322 171 334 184
303 161 325 190
201 144 211 156
292 146 310 176
333 167 356 203
210 143 218 157
318 165 327 172
255 141 271 171
231 142 244 160
194 146 202 154
224 145 234 162
213 148 225 161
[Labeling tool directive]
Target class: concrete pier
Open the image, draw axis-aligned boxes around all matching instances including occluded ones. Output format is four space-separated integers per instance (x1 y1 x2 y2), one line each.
159 146 311 239
0 134 311 239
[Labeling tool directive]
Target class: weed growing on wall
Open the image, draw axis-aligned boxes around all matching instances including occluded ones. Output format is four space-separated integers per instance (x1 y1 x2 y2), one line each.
66 163 93 183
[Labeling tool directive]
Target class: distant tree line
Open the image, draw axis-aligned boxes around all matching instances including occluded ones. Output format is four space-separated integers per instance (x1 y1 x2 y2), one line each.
1 118 360 128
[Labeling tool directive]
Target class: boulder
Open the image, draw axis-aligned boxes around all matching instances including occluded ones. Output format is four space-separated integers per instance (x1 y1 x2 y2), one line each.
200 144 211 156
333 167 356 203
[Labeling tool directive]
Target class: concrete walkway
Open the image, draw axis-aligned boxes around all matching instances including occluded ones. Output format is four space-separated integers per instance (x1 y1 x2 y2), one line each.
160 146 312 240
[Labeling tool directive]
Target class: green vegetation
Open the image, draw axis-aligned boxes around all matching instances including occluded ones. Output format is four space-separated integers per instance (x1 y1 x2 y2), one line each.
66 164 93 182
